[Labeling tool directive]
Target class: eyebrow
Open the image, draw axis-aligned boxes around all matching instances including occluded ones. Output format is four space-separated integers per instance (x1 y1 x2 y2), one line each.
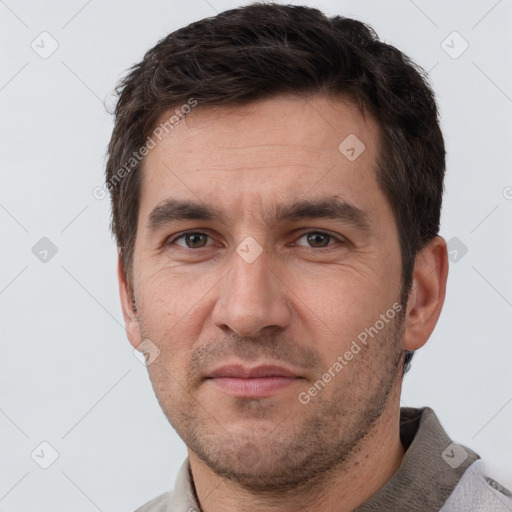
146 197 373 236
146 199 225 232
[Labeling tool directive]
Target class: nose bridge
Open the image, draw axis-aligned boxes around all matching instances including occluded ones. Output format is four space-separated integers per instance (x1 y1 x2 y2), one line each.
231 247 271 301
212 245 290 337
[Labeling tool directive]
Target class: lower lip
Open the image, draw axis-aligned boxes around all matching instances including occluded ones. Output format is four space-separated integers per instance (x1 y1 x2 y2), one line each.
208 377 300 398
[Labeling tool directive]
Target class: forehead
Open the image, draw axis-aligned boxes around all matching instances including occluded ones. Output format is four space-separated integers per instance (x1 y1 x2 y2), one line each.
138 94 385 226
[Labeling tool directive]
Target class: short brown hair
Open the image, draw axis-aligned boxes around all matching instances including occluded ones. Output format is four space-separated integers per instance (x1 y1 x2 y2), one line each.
106 2 445 369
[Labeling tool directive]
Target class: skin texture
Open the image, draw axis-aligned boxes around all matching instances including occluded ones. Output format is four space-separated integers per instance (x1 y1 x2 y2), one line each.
118 94 448 512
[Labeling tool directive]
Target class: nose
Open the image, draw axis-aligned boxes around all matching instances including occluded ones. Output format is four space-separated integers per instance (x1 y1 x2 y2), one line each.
211 247 291 338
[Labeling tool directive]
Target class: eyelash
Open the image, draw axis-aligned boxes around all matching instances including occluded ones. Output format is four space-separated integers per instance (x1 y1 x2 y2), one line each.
166 230 346 249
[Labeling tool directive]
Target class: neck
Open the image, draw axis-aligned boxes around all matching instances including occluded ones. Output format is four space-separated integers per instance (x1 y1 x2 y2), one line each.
189 390 405 512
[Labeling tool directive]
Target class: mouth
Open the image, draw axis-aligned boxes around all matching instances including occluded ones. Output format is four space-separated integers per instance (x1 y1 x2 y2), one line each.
205 364 303 398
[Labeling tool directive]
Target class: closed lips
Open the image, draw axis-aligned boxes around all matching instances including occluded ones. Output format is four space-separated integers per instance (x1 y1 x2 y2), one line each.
207 364 299 379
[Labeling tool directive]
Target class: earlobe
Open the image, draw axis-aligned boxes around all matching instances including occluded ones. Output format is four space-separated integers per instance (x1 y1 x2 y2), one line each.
402 236 449 352
117 252 143 349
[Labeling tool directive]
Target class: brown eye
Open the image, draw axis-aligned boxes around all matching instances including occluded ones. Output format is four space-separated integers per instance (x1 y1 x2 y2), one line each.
172 232 211 248
306 232 332 248
293 231 346 249
185 233 208 248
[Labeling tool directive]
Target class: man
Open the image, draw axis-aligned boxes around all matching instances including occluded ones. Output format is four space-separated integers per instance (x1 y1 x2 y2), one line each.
105 3 512 511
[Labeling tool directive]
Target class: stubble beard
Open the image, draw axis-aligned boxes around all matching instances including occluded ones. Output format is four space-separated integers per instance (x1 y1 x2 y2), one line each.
145 306 406 494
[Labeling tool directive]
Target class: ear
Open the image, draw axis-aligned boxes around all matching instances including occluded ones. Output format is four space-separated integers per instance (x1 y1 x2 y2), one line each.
402 236 449 351
117 251 143 349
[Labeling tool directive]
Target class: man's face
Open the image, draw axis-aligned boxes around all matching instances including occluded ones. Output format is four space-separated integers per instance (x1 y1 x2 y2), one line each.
125 94 407 490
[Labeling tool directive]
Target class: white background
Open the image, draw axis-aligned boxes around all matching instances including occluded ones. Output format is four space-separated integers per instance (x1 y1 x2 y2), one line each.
1 0 511 510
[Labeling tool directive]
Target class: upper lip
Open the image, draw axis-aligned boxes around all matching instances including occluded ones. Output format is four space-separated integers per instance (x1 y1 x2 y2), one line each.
208 364 299 379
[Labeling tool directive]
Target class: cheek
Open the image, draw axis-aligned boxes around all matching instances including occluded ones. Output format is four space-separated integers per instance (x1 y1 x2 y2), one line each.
136 267 221 369
287 264 400 349
138 264 219 320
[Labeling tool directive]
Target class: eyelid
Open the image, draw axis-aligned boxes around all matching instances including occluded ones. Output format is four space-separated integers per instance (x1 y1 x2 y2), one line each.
167 230 216 248
165 229 347 249
292 230 346 248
